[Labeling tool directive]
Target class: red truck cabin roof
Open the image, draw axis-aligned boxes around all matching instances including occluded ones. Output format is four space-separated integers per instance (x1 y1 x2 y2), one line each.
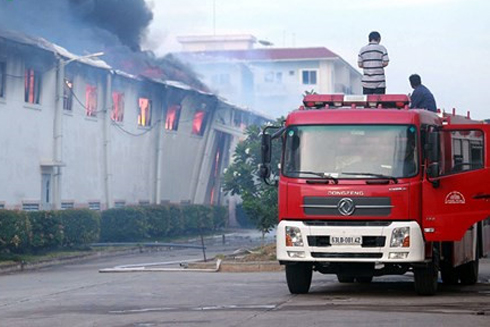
287 107 441 126
303 94 410 109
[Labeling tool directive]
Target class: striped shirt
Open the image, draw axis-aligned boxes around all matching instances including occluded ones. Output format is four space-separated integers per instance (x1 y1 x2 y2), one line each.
358 42 389 89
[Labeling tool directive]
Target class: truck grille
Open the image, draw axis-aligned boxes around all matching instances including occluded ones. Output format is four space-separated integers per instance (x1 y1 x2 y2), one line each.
307 236 386 248
304 220 392 227
311 253 383 259
303 197 392 216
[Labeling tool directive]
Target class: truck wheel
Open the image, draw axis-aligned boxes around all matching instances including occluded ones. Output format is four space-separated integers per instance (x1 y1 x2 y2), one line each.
337 274 355 283
413 261 438 296
285 263 312 294
440 264 459 285
356 276 373 283
459 258 479 285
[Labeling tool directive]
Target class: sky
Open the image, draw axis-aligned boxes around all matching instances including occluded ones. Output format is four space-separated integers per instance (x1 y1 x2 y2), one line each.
144 0 490 120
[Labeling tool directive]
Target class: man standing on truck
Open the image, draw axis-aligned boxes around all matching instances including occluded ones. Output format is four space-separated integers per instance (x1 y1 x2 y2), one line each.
409 74 437 112
358 31 390 94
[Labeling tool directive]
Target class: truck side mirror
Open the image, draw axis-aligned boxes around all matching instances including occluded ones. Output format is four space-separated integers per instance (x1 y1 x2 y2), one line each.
428 131 440 163
261 134 272 165
259 164 271 179
427 162 440 179
260 133 272 180
426 131 441 187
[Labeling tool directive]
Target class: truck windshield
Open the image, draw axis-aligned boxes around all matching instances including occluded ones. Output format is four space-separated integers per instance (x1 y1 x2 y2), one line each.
283 125 418 179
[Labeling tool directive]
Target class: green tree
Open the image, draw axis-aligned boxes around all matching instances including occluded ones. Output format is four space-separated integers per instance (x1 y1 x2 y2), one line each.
223 121 282 239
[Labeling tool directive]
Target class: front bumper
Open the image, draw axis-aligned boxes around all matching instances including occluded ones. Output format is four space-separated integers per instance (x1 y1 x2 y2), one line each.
277 220 425 263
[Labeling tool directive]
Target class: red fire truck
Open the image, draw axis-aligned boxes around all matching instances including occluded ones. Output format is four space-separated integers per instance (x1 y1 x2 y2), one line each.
260 94 490 295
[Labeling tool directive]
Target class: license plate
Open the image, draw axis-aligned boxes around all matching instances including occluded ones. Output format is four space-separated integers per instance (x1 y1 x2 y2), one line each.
331 235 362 245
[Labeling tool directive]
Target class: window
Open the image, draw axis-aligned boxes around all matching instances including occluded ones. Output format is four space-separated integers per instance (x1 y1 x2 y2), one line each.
264 71 283 84
283 125 418 179
302 70 317 85
114 201 126 208
63 79 73 111
138 200 150 206
24 67 42 104
22 203 39 211
88 201 101 211
192 110 208 136
85 84 97 117
445 130 484 174
61 202 74 210
0 62 5 98
0 203 5 209
165 105 181 131
111 91 125 122
138 97 152 127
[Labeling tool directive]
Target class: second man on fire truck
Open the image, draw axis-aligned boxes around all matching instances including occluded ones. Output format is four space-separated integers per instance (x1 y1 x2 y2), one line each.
358 31 390 94
409 74 437 112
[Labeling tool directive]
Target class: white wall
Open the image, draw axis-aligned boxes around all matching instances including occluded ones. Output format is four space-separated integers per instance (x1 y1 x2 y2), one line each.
0 40 260 210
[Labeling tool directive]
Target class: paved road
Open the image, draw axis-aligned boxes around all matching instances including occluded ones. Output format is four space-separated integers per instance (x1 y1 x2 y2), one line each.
0 231 489 327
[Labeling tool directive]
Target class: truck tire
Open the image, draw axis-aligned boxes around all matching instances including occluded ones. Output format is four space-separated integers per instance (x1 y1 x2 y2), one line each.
440 264 459 285
459 258 479 285
337 274 355 283
285 263 312 294
413 259 438 296
356 276 373 283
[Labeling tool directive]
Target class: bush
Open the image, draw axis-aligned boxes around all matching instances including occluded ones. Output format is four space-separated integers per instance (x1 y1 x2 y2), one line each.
27 211 63 250
182 205 214 233
143 205 170 239
0 210 31 253
167 205 184 236
212 205 228 229
60 209 100 247
100 207 148 242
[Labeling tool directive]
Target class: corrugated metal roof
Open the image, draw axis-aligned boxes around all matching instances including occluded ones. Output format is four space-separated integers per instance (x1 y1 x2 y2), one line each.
0 29 111 69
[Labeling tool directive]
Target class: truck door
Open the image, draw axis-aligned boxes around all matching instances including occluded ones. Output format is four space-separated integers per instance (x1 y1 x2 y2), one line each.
422 125 490 242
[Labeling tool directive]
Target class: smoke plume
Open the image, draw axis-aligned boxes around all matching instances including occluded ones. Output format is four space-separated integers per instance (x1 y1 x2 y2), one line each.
0 0 206 90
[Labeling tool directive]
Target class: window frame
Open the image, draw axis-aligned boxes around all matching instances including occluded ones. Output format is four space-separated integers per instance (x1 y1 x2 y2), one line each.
24 66 42 105
301 69 318 85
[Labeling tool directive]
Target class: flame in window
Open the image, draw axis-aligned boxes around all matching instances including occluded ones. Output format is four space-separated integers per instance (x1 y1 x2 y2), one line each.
138 97 152 126
25 68 41 104
85 84 97 116
165 105 181 131
192 110 207 136
111 92 125 122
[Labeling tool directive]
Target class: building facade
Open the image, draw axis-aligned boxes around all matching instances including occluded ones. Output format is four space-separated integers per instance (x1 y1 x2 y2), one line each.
175 35 362 118
0 30 268 211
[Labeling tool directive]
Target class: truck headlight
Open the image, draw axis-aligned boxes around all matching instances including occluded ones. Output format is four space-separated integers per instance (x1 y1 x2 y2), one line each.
390 227 410 247
285 226 304 247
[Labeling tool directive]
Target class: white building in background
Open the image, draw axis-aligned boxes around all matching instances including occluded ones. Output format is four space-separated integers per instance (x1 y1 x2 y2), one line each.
174 34 362 118
0 30 268 212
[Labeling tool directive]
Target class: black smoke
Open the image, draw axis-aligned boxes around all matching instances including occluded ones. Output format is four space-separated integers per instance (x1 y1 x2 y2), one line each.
0 0 207 90
0 0 152 52
71 0 153 51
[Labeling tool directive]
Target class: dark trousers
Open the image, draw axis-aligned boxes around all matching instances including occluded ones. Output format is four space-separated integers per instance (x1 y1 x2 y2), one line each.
363 87 386 95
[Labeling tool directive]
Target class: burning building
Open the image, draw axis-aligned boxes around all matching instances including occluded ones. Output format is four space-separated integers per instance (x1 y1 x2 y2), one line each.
0 29 269 211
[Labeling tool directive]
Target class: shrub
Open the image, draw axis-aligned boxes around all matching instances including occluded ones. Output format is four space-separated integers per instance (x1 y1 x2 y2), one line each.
60 209 100 247
143 205 170 239
212 205 228 229
100 207 148 242
0 210 31 253
167 205 184 236
27 211 63 250
182 205 214 233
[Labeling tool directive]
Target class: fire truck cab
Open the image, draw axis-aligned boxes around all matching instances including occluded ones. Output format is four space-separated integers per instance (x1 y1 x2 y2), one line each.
260 94 490 295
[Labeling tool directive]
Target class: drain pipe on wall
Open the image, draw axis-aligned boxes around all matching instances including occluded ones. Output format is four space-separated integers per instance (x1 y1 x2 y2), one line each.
103 71 113 209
